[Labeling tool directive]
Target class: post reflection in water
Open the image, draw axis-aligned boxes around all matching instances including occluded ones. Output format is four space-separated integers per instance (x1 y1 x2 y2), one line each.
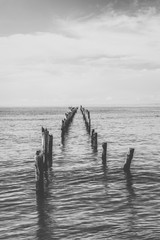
125 171 137 237
36 177 56 240
36 192 51 240
125 171 136 198
102 164 108 180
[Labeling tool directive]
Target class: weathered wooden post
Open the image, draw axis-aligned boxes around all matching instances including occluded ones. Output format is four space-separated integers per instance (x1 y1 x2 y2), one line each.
45 130 48 166
61 120 64 136
123 148 135 172
91 129 95 145
48 134 53 167
87 110 91 133
92 132 97 149
42 128 49 170
88 111 91 131
35 150 44 192
102 142 107 165
42 128 45 164
35 127 54 191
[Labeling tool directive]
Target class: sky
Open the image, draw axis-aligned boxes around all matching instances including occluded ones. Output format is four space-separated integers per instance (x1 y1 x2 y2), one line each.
0 0 160 106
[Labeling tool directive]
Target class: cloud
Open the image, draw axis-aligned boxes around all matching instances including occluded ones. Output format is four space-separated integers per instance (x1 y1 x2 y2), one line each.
0 10 160 106
1 9 160 67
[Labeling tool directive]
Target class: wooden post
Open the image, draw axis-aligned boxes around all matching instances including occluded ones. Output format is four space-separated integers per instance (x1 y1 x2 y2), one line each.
46 129 50 169
35 150 44 192
42 128 49 170
61 120 64 135
88 112 91 132
42 129 45 163
91 129 95 144
48 134 53 167
35 127 54 191
93 132 97 149
102 142 107 165
87 110 91 133
123 148 135 172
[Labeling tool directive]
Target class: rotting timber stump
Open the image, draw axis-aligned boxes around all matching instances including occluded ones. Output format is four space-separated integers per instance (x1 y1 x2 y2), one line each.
92 132 98 149
91 129 95 145
41 128 53 170
48 134 53 167
35 150 44 191
42 128 49 170
123 148 135 172
35 127 53 192
102 142 107 165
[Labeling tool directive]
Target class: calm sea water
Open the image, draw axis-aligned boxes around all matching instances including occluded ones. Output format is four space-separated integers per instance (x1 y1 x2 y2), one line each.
0 106 160 240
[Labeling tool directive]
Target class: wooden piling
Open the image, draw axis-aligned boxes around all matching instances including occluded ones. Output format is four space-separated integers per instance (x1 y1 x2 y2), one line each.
35 150 44 191
91 129 95 144
35 127 53 191
48 134 53 167
42 128 49 170
41 128 53 170
87 110 91 133
92 132 97 149
102 142 107 165
123 148 135 172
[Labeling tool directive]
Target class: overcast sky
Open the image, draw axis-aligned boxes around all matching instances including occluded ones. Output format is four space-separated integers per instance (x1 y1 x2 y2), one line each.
0 0 160 106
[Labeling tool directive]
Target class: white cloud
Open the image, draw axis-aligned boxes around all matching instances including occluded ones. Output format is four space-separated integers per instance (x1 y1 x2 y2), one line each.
0 11 160 106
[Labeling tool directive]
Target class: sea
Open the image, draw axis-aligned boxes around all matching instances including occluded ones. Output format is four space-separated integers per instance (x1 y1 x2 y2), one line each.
0 106 160 240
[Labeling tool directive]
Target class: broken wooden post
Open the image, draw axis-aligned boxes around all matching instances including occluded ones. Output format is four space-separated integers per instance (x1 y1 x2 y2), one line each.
48 134 53 167
92 132 97 149
42 128 49 170
42 128 47 169
123 148 135 172
102 142 107 165
35 150 44 192
91 129 95 145
85 110 91 133
35 127 53 191
42 128 45 164
88 110 91 133
61 120 65 136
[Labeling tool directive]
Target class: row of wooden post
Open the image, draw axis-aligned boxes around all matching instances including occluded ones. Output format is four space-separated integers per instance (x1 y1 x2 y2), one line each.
80 106 98 150
35 107 135 192
61 107 78 140
80 106 91 134
81 106 135 172
35 127 53 192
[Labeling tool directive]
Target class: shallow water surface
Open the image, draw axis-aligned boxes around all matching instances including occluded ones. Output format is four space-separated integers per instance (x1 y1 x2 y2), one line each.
0 107 160 239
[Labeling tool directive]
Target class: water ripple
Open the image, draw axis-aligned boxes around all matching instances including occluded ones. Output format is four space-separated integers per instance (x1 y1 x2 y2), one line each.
0 107 160 239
